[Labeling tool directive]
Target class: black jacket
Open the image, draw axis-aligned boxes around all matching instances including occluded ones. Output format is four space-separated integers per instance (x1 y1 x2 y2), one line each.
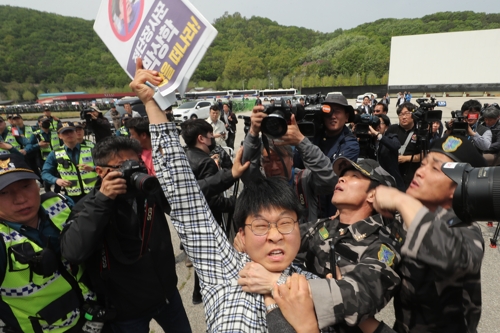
368 133 406 191
84 113 112 143
357 105 373 115
185 147 235 224
60 187 177 320
220 111 238 133
484 120 500 154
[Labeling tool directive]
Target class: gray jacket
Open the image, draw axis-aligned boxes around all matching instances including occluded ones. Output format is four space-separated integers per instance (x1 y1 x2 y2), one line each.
241 133 336 221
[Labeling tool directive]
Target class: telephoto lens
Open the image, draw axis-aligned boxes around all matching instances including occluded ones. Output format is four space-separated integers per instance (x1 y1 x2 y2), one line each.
131 172 160 194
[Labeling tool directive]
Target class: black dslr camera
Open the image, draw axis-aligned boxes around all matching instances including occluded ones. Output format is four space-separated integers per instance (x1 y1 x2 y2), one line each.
445 110 468 136
261 98 314 138
119 160 160 195
353 114 380 137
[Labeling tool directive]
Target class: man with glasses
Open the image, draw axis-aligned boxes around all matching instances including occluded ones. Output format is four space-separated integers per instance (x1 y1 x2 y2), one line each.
60 136 192 333
385 102 420 188
41 122 98 203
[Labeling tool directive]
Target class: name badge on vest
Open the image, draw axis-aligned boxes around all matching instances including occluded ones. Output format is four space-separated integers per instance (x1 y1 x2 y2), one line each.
82 156 92 163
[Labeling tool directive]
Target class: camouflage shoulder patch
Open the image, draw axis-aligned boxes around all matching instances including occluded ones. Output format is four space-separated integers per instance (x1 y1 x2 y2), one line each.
319 227 329 240
378 244 395 267
442 136 462 153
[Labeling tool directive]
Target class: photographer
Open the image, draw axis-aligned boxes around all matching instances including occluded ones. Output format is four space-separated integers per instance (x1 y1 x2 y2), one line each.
60 136 191 333
482 105 500 165
446 99 491 152
371 135 486 332
295 94 359 217
366 114 405 191
241 106 337 222
83 106 112 143
385 102 420 189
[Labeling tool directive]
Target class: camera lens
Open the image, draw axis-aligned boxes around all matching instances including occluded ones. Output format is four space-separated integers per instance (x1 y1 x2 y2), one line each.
261 114 287 138
131 172 160 194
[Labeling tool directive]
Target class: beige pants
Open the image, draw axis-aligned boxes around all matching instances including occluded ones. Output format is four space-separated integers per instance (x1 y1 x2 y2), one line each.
483 153 500 166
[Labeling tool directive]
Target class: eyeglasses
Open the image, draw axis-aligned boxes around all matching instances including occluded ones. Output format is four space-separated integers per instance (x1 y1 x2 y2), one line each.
398 112 412 118
245 217 298 236
98 161 144 169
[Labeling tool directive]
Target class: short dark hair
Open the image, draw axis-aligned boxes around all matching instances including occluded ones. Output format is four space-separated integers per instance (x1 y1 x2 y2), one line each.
461 99 481 113
396 102 415 115
92 136 142 166
377 114 391 126
233 177 303 230
210 104 219 111
363 96 370 100
181 119 213 147
126 117 150 137
375 102 388 113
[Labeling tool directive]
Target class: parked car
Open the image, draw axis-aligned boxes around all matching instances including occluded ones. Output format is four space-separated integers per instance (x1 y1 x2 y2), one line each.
103 96 146 123
356 92 378 107
173 100 213 125
326 92 343 98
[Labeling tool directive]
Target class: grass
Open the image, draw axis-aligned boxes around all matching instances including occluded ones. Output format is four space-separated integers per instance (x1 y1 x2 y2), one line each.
18 111 82 120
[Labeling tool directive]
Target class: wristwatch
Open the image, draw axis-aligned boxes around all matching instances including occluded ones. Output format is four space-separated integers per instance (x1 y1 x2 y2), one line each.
266 303 279 314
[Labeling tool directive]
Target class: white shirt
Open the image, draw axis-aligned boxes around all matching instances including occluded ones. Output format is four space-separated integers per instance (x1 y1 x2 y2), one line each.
206 118 226 147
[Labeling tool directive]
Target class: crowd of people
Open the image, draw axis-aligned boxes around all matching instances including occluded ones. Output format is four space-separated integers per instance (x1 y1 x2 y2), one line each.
0 58 497 333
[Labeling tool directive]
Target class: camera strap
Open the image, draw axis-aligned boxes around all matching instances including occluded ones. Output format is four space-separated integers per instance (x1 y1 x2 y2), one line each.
398 131 414 155
140 197 156 257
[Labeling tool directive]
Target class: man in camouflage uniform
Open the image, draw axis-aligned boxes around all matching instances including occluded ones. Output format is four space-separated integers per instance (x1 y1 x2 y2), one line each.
238 158 401 333
302 158 401 333
372 135 486 333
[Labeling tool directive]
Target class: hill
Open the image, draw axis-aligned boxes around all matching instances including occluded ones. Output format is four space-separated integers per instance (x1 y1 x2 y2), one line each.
0 6 499 101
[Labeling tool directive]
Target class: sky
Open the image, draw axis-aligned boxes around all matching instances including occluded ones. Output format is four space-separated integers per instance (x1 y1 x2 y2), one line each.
1 0 499 33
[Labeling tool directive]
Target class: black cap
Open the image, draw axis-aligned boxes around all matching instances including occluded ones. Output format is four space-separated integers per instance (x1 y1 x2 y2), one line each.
57 122 76 134
430 135 487 167
38 115 49 122
321 95 355 122
74 122 84 128
333 157 397 187
0 154 39 191
44 107 50 111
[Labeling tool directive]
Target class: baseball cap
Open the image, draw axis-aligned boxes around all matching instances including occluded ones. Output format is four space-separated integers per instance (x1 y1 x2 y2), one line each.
74 122 84 128
321 95 355 122
12 114 22 119
429 135 487 167
0 154 39 191
57 122 76 134
43 107 50 111
333 157 396 187
89 106 101 113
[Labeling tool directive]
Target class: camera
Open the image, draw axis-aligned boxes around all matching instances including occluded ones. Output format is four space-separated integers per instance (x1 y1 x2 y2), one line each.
442 162 500 224
411 98 443 142
260 98 312 138
80 108 94 121
119 160 160 194
445 110 469 136
353 114 380 136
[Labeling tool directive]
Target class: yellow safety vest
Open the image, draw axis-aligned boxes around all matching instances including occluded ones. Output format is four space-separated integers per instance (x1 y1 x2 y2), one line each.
34 130 61 161
0 131 21 155
0 193 95 332
55 145 98 197
118 126 129 136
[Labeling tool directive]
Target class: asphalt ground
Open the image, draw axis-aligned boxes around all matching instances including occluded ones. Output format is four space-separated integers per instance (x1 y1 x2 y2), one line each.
29 96 500 332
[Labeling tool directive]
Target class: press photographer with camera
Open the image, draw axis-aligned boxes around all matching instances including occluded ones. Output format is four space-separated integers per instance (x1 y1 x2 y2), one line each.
385 102 420 189
362 114 406 191
371 135 486 333
445 99 491 152
60 136 192 333
241 104 338 222
481 105 500 165
82 106 112 143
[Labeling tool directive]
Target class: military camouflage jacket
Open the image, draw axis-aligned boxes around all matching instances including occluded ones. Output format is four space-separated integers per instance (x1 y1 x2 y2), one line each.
300 214 402 331
393 207 484 333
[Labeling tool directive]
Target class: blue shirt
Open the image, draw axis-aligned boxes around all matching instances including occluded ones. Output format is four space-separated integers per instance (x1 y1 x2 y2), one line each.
41 144 82 185
25 129 60 154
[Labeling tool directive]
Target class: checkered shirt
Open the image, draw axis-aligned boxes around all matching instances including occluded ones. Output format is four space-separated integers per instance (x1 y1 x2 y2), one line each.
150 123 316 333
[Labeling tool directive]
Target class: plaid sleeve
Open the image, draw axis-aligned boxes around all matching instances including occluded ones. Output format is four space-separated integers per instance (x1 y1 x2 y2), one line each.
149 122 242 284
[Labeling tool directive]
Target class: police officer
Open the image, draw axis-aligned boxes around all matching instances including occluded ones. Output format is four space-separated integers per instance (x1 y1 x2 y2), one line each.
0 154 94 332
0 116 23 156
74 122 95 149
0 115 28 156
115 113 131 136
12 114 34 140
42 106 61 131
372 135 486 333
41 122 98 203
238 158 401 333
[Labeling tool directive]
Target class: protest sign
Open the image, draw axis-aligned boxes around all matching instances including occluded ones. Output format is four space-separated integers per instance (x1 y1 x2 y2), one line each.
94 0 218 108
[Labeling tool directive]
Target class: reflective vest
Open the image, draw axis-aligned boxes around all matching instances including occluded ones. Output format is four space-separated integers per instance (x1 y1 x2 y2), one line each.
0 130 21 155
55 145 98 196
19 125 34 140
118 126 129 136
48 118 59 132
34 130 61 160
0 193 95 332
82 139 94 149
